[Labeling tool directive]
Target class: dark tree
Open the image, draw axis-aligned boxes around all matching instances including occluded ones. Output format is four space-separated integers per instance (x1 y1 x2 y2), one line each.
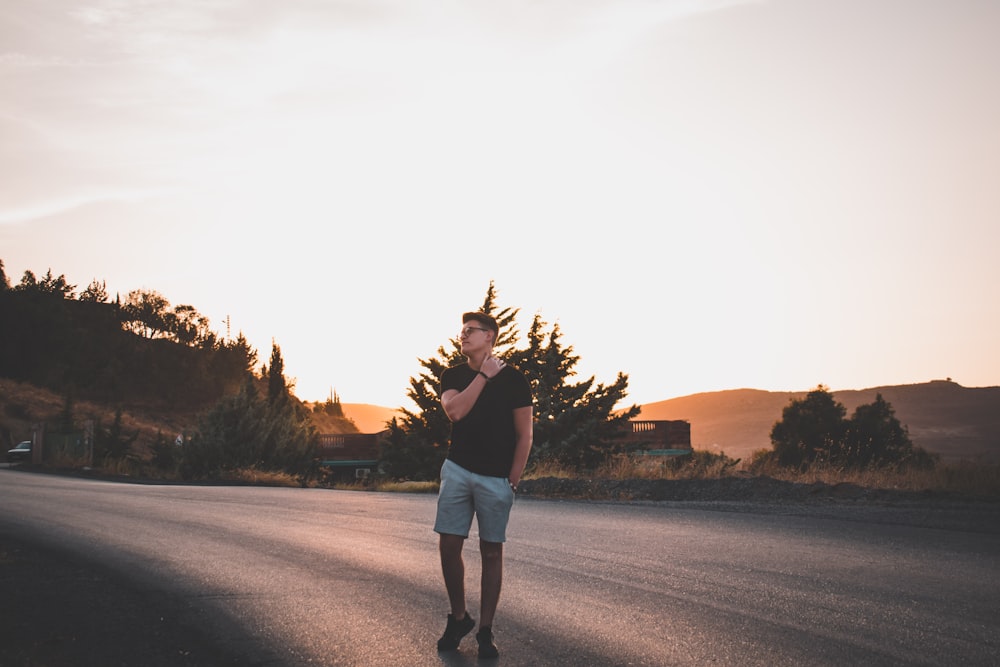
78 279 109 303
94 408 138 461
121 289 171 339
843 393 926 467
14 269 75 298
265 341 288 404
381 282 639 479
770 386 847 467
508 315 639 469
183 368 317 479
768 387 932 470
380 282 518 480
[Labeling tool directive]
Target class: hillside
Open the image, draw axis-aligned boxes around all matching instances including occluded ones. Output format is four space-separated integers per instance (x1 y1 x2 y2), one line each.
340 404 402 433
636 380 1000 464
0 377 200 452
329 381 1000 465
5 378 996 466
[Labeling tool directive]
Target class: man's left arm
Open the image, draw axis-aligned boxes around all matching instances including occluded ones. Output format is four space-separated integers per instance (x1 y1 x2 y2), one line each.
507 406 533 489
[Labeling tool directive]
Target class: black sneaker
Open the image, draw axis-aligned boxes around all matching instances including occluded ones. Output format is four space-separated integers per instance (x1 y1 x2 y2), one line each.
437 613 475 651
476 627 499 659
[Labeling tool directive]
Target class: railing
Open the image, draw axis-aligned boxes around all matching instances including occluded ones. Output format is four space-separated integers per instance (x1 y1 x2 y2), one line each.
622 420 691 449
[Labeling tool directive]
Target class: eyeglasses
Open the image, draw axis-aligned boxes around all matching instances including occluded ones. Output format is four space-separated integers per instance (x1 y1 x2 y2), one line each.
459 326 490 338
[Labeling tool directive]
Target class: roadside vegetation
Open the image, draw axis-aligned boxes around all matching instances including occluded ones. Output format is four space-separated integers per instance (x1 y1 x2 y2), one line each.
1 260 996 501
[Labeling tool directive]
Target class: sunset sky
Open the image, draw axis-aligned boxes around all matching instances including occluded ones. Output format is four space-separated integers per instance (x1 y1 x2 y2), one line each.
2 0 998 410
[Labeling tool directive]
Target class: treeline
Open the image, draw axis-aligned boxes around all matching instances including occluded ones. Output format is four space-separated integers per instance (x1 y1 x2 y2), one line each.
751 386 937 472
2 260 936 484
0 259 320 480
0 260 256 408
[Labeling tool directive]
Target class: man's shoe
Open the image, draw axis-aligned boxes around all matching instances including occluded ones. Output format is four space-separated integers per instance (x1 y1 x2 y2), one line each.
437 613 475 651
476 627 499 659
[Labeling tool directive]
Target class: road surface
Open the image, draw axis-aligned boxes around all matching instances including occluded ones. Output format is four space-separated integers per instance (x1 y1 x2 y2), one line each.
1 469 997 666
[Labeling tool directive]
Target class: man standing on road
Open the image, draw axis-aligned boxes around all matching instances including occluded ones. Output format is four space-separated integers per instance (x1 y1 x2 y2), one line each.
434 311 534 659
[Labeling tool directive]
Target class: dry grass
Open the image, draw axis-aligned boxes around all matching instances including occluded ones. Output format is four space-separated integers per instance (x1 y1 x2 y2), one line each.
597 451 741 481
525 451 999 500
219 468 306 488
754 459 1000 498
0 377 198 460
523 460 577 479
326 479 439 493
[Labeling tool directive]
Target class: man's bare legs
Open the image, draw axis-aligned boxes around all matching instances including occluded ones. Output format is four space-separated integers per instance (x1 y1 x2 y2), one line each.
440 535 504 624
479 539 503 628
439 534 468 619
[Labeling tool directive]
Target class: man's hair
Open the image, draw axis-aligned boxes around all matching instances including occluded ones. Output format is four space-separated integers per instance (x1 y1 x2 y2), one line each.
462 311 499 344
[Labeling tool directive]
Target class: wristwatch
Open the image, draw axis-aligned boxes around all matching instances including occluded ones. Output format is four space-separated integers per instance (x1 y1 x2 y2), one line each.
508 479 518 493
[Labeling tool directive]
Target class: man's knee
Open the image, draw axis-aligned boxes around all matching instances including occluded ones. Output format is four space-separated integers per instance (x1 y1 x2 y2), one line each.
479 539 503 561
440 533 465 557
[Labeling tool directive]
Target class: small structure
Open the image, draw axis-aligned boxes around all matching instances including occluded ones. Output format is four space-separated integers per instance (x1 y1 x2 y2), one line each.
316 432 385 480
622 420 692 456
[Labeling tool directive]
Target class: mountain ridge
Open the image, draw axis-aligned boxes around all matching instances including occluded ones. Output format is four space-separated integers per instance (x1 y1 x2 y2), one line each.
343 380 1000 464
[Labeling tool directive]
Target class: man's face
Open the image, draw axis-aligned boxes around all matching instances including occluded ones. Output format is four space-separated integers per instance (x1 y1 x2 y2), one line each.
459 322 492 354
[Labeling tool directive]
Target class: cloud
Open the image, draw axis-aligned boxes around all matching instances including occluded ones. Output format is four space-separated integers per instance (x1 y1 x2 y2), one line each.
0 188 174 225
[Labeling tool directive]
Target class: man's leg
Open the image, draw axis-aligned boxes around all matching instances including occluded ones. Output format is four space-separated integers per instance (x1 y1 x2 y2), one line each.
478 539 503 628
439 533 467 618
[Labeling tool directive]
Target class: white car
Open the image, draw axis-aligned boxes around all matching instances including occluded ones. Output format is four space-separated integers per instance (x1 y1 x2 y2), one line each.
7 440 32 464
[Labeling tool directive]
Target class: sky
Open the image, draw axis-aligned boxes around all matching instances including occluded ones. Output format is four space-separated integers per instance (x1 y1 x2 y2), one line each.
2 0 998 410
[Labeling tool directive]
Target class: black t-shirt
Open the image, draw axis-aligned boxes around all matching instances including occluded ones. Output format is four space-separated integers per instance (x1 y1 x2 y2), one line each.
439 362 533 478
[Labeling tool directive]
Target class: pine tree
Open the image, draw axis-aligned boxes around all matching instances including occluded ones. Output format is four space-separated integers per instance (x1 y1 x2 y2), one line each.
381 282 640 479
266 341 287 404
381 282 520 479
509 316 639 469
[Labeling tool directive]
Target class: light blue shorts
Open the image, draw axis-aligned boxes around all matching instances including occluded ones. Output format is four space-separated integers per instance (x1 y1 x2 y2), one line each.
434 459 515 543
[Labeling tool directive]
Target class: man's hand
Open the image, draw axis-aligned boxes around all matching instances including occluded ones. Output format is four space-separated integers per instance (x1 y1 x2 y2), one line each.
481 354 505 379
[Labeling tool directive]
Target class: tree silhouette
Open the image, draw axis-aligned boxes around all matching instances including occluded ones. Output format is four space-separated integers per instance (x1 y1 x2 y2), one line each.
770 386 847 467
768 387 933 469
843 393 923 468
381 281 639 479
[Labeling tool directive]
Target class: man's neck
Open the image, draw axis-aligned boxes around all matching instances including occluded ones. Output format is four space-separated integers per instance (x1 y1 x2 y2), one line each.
467 351 488 370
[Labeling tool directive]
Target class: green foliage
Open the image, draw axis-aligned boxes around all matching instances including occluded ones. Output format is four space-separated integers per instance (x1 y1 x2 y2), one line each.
265 342 287 403
380 417 449 481
93 408 138 462
380 283 515 480
769 386 847 467
149 432 181 471
315 390 345 417
842 393 935 469
768 386 932 469
120 289 217 347
381 282 640 479
14 269 76 298
78 279 109 303
508 316 640 469
0 261 258 409
181 374 318 479
53 392 77 434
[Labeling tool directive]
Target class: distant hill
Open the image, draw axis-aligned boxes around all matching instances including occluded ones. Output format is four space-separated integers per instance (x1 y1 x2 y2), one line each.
636 381 1000 464
341 404 402 433
341 381 999 464
6 374 992 466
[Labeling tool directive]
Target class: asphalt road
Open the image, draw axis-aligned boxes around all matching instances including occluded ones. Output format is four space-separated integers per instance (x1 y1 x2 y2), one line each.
1 469 998 666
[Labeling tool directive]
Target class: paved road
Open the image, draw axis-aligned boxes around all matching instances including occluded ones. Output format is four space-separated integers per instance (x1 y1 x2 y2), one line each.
1 469 998 666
